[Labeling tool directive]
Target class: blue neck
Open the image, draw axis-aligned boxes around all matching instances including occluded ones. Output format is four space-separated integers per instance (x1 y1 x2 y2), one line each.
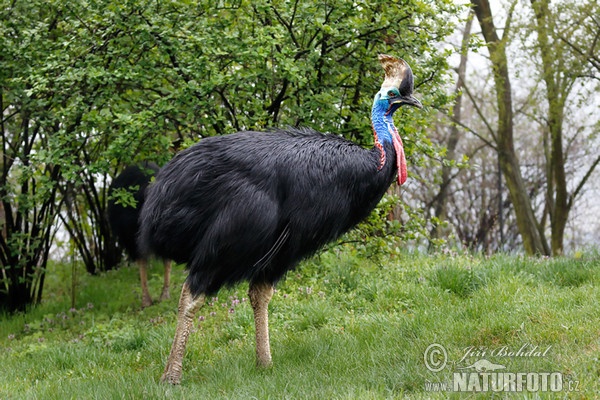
371 101 397 146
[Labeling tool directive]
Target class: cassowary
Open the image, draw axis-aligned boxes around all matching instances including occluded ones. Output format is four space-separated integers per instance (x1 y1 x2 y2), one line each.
107 162 171 307
139 55 422 384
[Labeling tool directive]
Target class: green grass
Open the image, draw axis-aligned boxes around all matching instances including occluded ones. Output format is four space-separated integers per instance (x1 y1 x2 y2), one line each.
1 249 599 399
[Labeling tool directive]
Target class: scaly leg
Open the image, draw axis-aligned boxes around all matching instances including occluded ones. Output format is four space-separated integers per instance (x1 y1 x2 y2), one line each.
249 281 274 368
159 260 172 301
161 282 205 384
139 259 153 308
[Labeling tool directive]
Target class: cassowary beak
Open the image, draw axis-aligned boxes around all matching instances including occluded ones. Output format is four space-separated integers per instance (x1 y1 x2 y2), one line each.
390 95 423 109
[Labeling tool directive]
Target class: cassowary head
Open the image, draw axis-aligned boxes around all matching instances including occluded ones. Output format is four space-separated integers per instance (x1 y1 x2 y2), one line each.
371 55 422 185
374 54 423 114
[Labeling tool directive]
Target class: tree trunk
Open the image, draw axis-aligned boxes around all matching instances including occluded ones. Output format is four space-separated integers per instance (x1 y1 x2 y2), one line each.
530 0 570 255
471 0 549 255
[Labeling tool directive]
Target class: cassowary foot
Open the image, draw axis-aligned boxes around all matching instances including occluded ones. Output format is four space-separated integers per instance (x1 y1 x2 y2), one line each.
159 288 171 301
161 260 172 301
256 355 273 369
139 259 153 308
141 295 153 308
160 363 182 385
160 283 204 385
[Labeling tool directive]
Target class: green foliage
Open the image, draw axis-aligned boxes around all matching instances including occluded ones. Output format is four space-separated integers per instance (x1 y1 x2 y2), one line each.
339 194 403 262
7 0 460 167
1 0 463 310
107 186 139 209
340 193 432 263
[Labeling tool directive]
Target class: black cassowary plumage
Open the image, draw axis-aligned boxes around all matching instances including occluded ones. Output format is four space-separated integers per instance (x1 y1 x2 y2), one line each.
139 55 422 384
108 162 172 307
139 129 396 295
108 162 159 261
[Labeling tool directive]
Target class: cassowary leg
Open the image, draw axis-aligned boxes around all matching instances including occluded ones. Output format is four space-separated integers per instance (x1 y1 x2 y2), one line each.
161 281 205 384
139 259 153 308
249 281 274 368
159 260 172 301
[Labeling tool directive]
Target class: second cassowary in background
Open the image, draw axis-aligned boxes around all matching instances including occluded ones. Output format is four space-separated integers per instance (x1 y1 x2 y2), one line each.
139 54 422 384
107 162 171 308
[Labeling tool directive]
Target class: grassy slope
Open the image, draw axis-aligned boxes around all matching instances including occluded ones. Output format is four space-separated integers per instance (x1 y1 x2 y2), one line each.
0 249 599 399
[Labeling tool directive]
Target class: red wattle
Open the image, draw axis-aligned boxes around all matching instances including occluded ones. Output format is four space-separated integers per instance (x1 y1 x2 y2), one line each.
392 132 407 185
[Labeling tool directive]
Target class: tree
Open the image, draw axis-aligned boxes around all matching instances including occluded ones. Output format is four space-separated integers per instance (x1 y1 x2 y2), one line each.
412 12 523 253
1 0 461 311
429 11 474 243
528 0 600 255
426 0 600 255
0 2 65 311
554 1 600 81
470 0 548 255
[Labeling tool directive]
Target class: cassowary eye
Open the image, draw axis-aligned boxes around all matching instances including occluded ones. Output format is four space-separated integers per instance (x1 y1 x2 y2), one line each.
387 90 398 98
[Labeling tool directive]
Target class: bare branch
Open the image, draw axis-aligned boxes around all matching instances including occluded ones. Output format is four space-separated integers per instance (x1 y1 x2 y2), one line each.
461 81 498 143
568 153 600 209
